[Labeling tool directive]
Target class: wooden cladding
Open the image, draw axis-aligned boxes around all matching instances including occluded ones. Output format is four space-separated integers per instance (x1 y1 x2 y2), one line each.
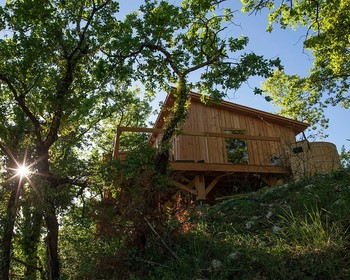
170 101 296 166
112 93 312 199
114 126 280 141
113 125 284 166
113 96 305 168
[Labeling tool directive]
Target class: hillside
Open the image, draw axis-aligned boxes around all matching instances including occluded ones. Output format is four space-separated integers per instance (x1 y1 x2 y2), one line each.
133 169 350 279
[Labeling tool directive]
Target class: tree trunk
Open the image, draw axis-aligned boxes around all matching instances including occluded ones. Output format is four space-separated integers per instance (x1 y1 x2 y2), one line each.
22 203 43 280
155 78 189 174
36 148 60 280
0 183 20 280
45 210 59 280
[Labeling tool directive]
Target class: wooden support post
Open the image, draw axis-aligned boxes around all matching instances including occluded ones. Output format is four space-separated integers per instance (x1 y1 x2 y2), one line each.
195 175 206 200
113 125 122 159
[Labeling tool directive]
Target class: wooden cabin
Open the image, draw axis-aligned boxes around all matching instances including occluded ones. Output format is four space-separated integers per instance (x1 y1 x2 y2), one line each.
290 140 341 179
113 92 340 200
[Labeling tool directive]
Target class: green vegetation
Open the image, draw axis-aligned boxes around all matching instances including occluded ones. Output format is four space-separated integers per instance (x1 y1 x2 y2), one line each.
122 169 350 279
0 1 281 278
1 0 349 279
224 130 249 164
242 0 350 136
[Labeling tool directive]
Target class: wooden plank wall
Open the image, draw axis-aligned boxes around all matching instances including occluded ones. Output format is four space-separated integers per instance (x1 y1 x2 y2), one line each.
173 102 296 166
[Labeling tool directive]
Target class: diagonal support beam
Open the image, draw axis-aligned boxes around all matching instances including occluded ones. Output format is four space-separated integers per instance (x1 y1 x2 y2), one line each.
205 176 221 196
205 173 234 196
169 179 197 195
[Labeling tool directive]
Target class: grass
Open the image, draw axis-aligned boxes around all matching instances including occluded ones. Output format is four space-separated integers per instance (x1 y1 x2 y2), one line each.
130 169 350 279
277 205 346 251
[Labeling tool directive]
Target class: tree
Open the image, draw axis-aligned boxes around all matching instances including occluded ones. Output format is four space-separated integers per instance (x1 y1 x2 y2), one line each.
0 1 129 279
107 0 281 173
95 2 282 273
0 0 281 278
241 0 350 134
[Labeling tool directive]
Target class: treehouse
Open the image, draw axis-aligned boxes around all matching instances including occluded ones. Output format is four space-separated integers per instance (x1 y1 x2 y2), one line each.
113 92 341 200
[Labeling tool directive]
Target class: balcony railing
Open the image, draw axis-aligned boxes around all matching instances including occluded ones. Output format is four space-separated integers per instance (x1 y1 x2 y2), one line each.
113 126 286 171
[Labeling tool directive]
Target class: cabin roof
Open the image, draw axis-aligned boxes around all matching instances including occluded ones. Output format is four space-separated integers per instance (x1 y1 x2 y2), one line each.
153 91 309 136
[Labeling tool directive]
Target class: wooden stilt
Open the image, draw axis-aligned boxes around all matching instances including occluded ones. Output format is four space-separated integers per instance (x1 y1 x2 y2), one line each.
195 175 206 200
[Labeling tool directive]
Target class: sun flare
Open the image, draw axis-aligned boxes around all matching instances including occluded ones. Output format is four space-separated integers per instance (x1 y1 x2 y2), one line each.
16 165 30 177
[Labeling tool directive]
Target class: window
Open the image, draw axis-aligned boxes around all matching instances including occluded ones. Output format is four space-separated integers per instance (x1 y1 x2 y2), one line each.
292 146 304 154
224 130 249 164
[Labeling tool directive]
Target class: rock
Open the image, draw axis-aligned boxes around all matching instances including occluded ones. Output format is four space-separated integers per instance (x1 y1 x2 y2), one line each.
246 221 255 229
305 184 314 190
211 259 222 269
266 211 273 219
272 225 281 234
228 252 239 260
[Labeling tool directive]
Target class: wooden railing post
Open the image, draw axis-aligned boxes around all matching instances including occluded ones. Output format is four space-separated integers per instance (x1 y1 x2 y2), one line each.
205 134 209 163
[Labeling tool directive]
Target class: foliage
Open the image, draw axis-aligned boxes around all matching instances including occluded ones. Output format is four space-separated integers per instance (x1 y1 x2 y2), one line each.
278 205 344 251
131 169 350 279
109 0 279 95
241 0 350 135
340 145 350 168
262 70 329 135
3 0 346 279
104 0 281 174
0 0 150 278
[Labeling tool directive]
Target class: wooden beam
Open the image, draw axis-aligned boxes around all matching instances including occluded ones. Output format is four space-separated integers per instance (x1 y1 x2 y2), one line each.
170 162 289 174
205 136 210 162
118 126 164 134
187 177 196 188
183 131 280 142
117 126 281 142
195 175 206 200
205 175 225 195
169 179 197 195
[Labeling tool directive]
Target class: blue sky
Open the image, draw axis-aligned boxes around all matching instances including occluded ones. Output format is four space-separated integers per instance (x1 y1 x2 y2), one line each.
1 0 349 152
216 2 350 152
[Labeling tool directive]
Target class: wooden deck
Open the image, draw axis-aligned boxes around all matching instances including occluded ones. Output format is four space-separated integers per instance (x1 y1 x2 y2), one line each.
113 126 290 200
168 162 289 200
170 162 288 174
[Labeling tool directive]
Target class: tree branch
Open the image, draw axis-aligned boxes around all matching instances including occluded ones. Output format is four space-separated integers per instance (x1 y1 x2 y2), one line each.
0 141 17 166
142 43 181 76
43 59 75 150
101 45 145 64
44 1 113 150
12 257 45 275
0 74 43 142
184 45 225 75
37 171 89 190
70 0 112 59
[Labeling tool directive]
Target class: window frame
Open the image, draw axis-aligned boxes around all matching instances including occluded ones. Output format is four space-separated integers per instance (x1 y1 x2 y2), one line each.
222 128 249 164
